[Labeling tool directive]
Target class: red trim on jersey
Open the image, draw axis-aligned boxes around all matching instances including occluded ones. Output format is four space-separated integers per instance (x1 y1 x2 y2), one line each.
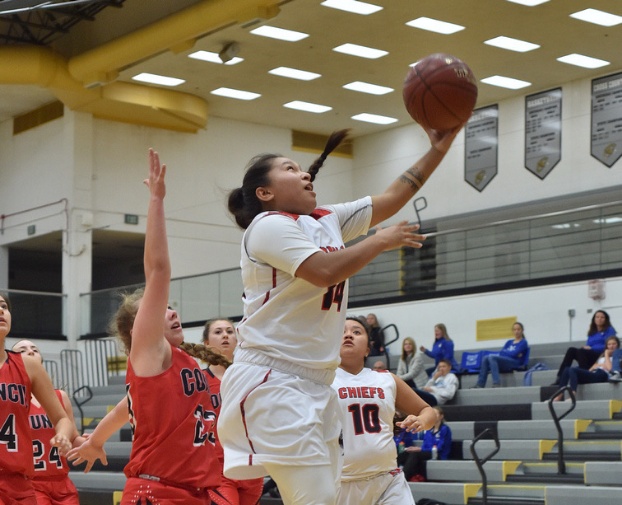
374 370 390 374
310 208 332 219
260 268 277 306
240 370 272 457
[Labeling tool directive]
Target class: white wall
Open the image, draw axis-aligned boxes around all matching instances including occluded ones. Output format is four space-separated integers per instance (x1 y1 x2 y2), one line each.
1 71 621 347
354 276 622 356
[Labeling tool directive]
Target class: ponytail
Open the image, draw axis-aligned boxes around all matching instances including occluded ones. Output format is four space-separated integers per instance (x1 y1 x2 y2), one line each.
307 129 350 182
179 342 232 368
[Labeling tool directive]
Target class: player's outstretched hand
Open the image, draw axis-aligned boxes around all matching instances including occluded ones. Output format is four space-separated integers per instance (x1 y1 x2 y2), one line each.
374 221 426 252
397 414 425 433
50 434 72 457
67 439 108 473
144 148 167 200
424 123 465 154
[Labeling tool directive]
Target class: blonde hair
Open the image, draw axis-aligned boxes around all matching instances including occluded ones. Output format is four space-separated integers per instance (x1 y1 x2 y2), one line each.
179 342 231 369
435 323 451 341
401 337 416 361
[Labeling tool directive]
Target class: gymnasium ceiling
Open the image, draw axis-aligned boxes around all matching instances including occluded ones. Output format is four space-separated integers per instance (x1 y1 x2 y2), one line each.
1 0 622 137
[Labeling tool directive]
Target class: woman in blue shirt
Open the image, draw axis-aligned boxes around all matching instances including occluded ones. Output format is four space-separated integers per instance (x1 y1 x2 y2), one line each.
472 322 529 388
401 406 452 482
552 310 617 385
420 323 460 375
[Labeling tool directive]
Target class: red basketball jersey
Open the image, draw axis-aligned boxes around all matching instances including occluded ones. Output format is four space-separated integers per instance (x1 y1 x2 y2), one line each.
0 350 33 476
124 346 220 490
29 390 69 478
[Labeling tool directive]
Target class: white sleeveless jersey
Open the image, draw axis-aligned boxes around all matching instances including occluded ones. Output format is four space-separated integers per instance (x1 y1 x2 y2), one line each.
236 197 372 370
332 367 398 480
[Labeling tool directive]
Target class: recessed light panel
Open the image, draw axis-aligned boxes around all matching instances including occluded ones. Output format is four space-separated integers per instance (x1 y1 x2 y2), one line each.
557 53 609 69
570 8 622 27
284 101 332 113
351 113 398 124
269 67 321 81
484 36 539 52
405 17 464 34
333 43 388 59
321 0 382 15
343 81 393 95
211 88 261 100
481 75 531 89
188 51 243 65
132 73 185 87
506 0 549 6
250 26 308 41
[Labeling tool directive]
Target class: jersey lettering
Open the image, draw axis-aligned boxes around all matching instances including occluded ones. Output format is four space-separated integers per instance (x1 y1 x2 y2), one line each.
0 383 28 405
321 280 345 311
29 413 54 430
0 413 18 451
347 403 381 435
181 368 208 396
32 440 64 472
337 386 385 400
193 404 216 447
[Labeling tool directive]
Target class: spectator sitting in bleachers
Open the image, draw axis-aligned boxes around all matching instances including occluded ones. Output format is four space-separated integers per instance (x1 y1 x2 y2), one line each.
554 335 620 401
397 337 429 389
366 313 386 357
552 310 616 386
420 323 460 375
609 346 622 382
471 322 529 389
402 406 452 482
372 360 387 371
414 359 459 406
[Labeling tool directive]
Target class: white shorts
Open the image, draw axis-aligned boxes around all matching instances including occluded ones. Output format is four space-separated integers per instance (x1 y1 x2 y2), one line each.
218 350 341 480
337 470 415 505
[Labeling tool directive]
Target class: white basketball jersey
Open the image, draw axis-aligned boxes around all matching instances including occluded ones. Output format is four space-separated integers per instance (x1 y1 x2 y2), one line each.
332 367 398 480
236 197 372 370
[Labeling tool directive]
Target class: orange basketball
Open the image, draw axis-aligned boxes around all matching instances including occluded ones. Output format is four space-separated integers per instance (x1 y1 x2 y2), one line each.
403 53 478 130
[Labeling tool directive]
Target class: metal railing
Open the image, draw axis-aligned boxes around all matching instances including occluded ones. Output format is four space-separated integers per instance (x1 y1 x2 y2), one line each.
547 386 577 475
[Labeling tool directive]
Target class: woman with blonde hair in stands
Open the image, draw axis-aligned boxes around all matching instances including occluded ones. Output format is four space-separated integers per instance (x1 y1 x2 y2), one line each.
396 337 428 389
0 293 73 505
420 323 460 375
12 339 83 505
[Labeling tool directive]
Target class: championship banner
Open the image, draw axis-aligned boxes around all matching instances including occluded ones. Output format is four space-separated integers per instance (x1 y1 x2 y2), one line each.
591 72 622 167
525 88 562 179
465 105 498 192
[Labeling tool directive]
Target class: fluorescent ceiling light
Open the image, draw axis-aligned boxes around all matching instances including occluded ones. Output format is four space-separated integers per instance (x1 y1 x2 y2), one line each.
269 67 321 81
405 17 464 34
351 113 397 124
570 8 622 26
557 53 609 69
481 75 531 89
321 0 382 15
593 217 622 224
333 43 388 59
484 36 539 52
551 223 580 229
506 0 549 6
188 50 243 65
211 88 260 100
250 25 308 41
132 73 185 87
284 101 332 113
343 81 393 95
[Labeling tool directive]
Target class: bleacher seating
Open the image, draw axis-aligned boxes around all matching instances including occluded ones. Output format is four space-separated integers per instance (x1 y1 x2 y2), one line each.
69 343 622 505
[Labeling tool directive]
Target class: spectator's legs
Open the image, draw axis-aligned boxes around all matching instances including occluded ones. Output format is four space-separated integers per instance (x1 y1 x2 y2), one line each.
575 348 601 370
569 367 608 393
489 356 523 386
612 349 622 373
403 451 432 481
476 356 491 387
413 389 438 406
554 348 579 384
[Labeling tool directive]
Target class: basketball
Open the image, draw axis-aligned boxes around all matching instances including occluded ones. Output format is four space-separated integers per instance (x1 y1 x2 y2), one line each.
403 53 478 130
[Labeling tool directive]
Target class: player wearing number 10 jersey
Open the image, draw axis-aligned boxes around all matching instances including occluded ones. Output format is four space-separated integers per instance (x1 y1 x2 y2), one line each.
333 317 436 505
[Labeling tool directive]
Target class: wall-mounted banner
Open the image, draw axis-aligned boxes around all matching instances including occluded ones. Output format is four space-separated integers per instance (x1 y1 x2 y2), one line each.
465 105 498 192
591 72 622 167
525 88 562 179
